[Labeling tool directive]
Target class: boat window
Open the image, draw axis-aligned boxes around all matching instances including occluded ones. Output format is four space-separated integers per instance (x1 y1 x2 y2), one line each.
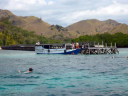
43 45 50 49
42 45 64 49
66 45 72 49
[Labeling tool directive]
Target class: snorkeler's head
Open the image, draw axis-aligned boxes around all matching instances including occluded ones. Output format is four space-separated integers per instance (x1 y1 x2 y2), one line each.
29 67 33 71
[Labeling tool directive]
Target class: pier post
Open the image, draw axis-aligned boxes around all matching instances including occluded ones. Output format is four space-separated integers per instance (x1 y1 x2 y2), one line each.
105 43 107 54
102 41 103 45
98 42 99 54
111 43 112 48
94 41 95 47
88 43 89 48
115 42 117 48
80 41 119 55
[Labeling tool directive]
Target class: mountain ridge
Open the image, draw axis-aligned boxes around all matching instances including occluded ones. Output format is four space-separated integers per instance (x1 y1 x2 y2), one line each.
66 19 124 36
1 9 128 39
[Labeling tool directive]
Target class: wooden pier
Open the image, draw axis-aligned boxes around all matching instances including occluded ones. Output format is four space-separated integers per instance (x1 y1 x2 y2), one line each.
80 42 119 55
1 41 119 54
1 45 35 51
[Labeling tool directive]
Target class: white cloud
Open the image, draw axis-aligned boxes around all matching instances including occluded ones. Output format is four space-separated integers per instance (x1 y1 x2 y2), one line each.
4 0 48 11
1 0 128 26
99 1 128 15
37 0 47 5
48 1 54 5
58 1 128 26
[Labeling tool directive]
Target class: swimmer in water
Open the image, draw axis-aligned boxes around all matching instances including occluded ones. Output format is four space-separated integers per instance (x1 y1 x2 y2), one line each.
18 70 21 73
18 67 33 73
27 67 33 73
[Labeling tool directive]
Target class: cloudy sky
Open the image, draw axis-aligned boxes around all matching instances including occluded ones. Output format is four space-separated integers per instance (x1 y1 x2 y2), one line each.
0 0 128 26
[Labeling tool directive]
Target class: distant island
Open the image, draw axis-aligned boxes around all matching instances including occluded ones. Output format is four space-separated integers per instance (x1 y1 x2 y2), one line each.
0 9 128 47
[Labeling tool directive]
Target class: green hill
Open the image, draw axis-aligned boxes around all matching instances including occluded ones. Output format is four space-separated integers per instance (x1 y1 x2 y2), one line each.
66 19 127 36
1 9 128 41
0 17 60 46
0 9 74 40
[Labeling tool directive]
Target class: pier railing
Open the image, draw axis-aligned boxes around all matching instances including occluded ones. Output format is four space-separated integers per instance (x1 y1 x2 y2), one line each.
1 42 119 54
80 42 119 54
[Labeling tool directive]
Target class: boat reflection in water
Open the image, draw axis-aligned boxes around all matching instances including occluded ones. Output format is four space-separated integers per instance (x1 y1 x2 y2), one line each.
35 43 81 55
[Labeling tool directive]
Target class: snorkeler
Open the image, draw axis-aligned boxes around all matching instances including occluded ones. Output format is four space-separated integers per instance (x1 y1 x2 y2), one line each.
25 67 33 73
18 67 33 73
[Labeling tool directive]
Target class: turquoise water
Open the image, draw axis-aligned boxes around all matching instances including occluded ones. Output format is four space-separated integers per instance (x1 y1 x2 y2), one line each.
0 48 128 96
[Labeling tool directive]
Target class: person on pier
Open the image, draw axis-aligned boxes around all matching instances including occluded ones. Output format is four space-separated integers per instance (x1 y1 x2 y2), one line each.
76 42 79 49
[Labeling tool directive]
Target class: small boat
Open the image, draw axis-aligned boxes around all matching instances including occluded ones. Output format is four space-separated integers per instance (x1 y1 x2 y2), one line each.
35 43 81 54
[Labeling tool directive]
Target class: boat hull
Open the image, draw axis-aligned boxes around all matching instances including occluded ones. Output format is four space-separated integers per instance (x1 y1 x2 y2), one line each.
35 44 81 55
36 48 81 55
36 49 81 54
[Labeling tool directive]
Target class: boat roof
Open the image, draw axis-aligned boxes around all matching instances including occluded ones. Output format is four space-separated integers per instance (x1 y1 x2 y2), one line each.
35 43 72 46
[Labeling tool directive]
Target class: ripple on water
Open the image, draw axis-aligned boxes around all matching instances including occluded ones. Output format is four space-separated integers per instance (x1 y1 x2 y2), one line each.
70 91 82 94
46 77 62 81
0 87 6 90
4 83 38 87
1 49 128 96
64 85 76 88
3 75 40 79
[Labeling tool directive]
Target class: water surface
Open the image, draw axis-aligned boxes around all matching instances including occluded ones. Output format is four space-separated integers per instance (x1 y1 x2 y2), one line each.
0 48 128 96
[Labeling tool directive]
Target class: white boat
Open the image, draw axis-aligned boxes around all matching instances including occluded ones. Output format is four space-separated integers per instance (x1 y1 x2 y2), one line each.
35 43 81 54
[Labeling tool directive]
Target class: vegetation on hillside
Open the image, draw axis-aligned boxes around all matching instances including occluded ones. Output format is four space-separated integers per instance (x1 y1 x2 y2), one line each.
1 17 128 47
1 9 128 40
72 32 128 47
0 18 60 46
